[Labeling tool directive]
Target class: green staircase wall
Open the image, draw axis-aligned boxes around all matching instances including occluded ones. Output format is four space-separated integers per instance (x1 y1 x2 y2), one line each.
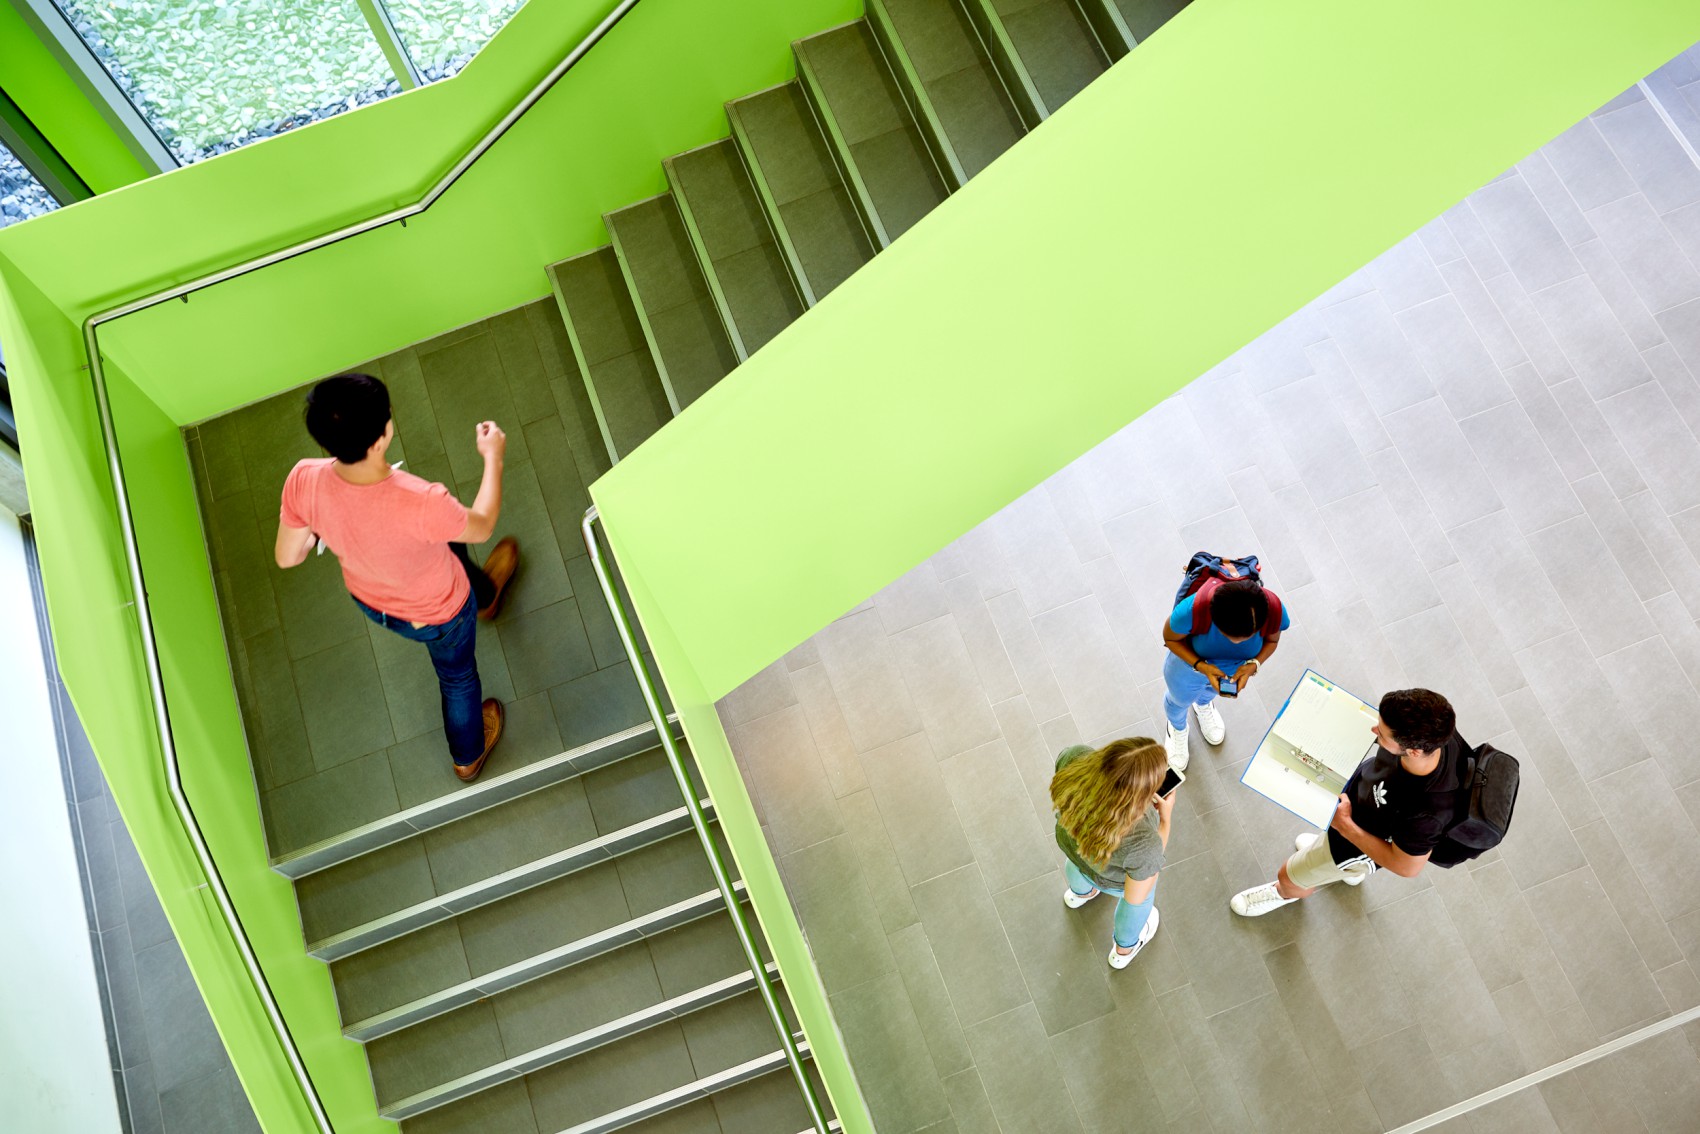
2 0 1698 1132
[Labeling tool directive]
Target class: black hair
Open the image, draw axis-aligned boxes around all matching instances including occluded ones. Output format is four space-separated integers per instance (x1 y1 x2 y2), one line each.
1379 688 1456 753
305 373 391 464
1211 578 1267 638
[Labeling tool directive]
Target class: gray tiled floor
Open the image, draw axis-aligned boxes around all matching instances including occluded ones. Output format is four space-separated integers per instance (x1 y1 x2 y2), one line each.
46 605 260 1134
187 299 649 861
722 49 1700 1134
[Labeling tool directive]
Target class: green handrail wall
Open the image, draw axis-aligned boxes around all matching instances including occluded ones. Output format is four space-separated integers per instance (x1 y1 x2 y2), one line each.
2 0 1699 1132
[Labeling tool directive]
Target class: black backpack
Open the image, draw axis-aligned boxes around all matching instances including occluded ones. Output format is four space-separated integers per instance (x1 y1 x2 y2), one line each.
1430 742 1520 868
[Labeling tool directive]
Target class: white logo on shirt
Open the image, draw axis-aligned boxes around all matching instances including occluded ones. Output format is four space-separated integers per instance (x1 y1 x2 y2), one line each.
1372 782 1388 808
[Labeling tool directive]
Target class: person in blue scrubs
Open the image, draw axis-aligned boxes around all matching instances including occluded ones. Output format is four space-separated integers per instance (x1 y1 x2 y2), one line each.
1159 579 1289 769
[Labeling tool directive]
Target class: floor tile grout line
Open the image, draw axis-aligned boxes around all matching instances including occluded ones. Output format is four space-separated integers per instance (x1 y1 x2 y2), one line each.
1386 1001 1700 1134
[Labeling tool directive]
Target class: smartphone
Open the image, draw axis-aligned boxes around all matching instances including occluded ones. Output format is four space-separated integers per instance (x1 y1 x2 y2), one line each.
1217 675 1238 698
1159 767 1185 799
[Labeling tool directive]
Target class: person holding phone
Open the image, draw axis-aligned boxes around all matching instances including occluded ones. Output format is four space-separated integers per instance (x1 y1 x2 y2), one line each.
1160 578 1288 771
1051 738 1177 969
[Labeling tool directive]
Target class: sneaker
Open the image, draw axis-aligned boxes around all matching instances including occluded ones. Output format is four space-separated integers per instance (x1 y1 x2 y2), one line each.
1295 832 1367 886
1230 882 1298 917
1063 886 1100 909
1193 699 1226 745
454 698 504 782
1164 724 1190 771
1109 908 1159 969
478 537 520 620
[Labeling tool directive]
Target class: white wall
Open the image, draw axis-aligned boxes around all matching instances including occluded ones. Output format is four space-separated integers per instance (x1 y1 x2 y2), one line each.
0 510 121 1132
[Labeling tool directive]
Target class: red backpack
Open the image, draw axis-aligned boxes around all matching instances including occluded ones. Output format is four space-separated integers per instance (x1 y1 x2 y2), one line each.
1173 552 1284 639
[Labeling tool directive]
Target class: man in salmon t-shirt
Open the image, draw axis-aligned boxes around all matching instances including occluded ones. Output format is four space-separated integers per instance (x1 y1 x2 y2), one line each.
274 373 520 782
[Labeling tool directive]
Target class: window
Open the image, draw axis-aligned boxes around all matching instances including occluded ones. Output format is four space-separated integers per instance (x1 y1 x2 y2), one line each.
0 139 60 230
48 0 401 164
384 0 528 82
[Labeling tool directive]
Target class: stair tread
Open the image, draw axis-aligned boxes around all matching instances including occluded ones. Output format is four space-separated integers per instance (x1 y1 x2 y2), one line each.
1114 0 1190 41
299 745 697 946
995 0 1107 113
667 140 803 356
330 831 737 1028
732 83 874 302
881 0 1023 178
799 22 947 243
550 249 672 461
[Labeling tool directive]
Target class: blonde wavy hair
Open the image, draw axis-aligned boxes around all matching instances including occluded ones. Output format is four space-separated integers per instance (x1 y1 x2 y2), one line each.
1051 738 1169 868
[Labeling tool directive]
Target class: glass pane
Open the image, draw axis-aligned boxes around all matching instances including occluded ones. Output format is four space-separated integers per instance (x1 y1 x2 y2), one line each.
50 0 400 164
386 0 527 82
0 140 61 230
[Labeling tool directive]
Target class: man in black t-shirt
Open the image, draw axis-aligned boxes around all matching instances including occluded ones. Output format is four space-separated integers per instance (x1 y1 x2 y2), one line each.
1230 689 1465 917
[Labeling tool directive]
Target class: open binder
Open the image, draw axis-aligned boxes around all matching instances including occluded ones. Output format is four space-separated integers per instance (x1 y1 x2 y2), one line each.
1242 670 1378 827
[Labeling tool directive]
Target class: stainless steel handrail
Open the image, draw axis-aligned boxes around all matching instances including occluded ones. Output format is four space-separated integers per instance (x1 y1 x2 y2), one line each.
75 3 645 1130
582 506 832 1133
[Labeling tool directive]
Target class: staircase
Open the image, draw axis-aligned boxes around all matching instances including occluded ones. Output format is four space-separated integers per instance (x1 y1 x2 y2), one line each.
210 2 1189 1131
551 0 1188 465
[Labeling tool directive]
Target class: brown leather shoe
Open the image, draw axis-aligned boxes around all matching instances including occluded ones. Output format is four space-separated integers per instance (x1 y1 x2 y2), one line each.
478 537 519 620
454 699 504 782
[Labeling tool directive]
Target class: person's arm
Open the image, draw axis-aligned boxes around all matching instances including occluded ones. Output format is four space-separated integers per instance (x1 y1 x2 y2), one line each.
1233 630 1280 689
1329 794 1431 877
457 421 507 544
1163 621 1225 689
1123 870 1158 905
274 522 316 568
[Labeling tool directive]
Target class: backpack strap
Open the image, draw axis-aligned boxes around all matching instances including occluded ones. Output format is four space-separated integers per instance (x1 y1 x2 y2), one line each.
1262 590 1284 640
1188 579 1221 635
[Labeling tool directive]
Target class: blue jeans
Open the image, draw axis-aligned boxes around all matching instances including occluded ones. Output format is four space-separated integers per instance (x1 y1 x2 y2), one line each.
1163 651 1220 731
355 588 484 764
1065 861 1157 949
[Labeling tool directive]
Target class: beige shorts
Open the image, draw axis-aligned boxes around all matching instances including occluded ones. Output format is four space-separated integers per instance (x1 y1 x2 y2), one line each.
1286 830 1375 890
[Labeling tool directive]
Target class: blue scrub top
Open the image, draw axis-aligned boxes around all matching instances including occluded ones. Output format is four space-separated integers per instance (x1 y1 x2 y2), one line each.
1169 593 1291 666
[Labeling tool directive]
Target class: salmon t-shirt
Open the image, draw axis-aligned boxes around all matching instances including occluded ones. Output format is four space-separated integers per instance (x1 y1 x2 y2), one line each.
279 458 470 624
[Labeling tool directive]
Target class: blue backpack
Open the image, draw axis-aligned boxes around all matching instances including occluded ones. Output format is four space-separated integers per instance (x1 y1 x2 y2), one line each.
1173 552 1284 638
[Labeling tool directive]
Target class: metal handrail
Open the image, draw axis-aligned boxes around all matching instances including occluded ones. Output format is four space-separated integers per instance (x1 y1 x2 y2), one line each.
75 3 645 1130
582 506 832 1132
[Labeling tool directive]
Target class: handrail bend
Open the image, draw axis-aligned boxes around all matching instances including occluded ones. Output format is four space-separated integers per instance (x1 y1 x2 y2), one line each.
77 3 643 1129
582 506 833 1133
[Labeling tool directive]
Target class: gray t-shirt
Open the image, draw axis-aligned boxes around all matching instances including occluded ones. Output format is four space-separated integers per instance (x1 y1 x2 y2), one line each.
1053 745 1165 892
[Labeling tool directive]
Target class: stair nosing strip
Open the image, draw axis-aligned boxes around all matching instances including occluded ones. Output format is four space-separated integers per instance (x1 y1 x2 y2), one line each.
548 256 624 466
273 716 677 879
865 0 969 189
794 34 891 251
725 95 818 308
379 963 783 1120
343 884 749 1042
605 216 684 417
550 1036 813 1134
309 799 714 962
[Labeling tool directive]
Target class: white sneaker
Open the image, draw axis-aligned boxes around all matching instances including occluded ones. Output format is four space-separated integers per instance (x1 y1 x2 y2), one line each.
1109 907 1159 969
1164 724 1190 771
1063 886 1099 909
1295 832 1368 886
1193 699 1226 745
1231 882 1298 917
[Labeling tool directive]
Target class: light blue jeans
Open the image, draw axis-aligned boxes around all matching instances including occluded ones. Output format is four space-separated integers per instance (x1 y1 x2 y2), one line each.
1065 861 1156 949
1163 651 1220 731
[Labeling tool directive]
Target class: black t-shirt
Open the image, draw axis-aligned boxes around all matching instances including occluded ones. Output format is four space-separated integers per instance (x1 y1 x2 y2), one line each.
1326 733 1468 863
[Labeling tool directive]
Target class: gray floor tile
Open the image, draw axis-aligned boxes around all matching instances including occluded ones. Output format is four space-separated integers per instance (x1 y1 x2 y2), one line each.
1518 150 1597 247
887 921 972 1079
1544 117 1638 212
1596 99 1700 215
1260 374 1377 506
499 598 598 698
133 939 228 1093
1590 759 1700 922
911 865 1031 1027
727 704 842 854
1527 514 1658 656
1032 596 1142 738
1597 379 1700 515
1485 271 1579 384
1572 818 1686 974
158 1067 259 1134
1366 234 1450 311
329 920 471 1027
264 748 400 854
1383 397 1504 531
1446 199 1513 280
780 833 896 992
368 1000 505 1109
524 1020 696 1132
1470 175 1586 293
890 615 1001 759
1457 402 1584 535
860 732 974 886
941 738 1054 893
1523 864 1668 1036
1549 378 1648 497
112 824 174 954
962 1003 1084 1134
1589 191 1700 315
417 332 531 484
1515 631 1647 781
829 971 953 1132
1320 487 1442 625
296 838 435 944
1208 991 1338 1134
1398 294 1519 419
1351 1024 1457 1129
992 870 1113 1036
788 662 869 799
1436 257 1531 371
402 1078 539 1134
815 608 925 752
839 788 922 933
293 635 395 771
1533 274 1657 398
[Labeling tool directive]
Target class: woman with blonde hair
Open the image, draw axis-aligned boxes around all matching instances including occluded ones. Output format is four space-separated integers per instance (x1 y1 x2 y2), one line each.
1051 737 1176 969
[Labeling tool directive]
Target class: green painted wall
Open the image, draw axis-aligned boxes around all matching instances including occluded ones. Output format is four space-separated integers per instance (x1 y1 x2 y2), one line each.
0 0 151 192
591 0 1700 702
0 1 865 1130
2 0 1698 1131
